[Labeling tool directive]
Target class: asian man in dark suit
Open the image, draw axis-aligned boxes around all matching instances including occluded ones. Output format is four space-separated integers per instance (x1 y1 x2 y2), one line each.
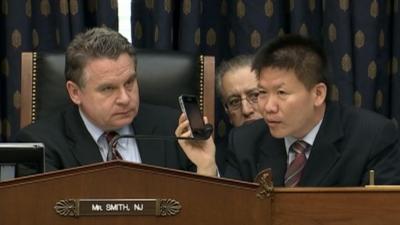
177 34 400 186
16 27 217 176
223 34 400 186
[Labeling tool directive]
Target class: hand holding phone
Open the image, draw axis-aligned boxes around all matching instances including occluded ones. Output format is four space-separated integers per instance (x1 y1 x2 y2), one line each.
177 95 217 176
178 95 211 139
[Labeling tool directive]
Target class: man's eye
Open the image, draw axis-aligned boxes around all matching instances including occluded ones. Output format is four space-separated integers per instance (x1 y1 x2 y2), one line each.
258 90 267 96
248 92 259 100
125 80 133 88
125 77 137 89
126 79 134 85
277 90 287 95
101 86 114 92
228 98 241 107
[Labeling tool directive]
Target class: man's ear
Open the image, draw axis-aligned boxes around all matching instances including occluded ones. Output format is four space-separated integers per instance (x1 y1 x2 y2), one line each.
313 83 327 106
66 81 82 105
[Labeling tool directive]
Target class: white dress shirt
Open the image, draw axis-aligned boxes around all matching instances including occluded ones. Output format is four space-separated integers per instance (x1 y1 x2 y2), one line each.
79 110 142 163
284 119 323 165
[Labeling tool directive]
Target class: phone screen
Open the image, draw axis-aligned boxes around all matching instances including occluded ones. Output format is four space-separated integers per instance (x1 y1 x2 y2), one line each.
179 95 205 137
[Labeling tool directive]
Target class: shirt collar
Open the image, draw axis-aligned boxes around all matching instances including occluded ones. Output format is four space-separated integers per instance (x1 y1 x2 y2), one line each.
284 119 323 153
79 109 133 143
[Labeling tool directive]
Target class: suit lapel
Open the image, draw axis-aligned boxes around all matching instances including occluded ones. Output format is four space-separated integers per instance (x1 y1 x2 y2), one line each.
300 103 343 186
64 106 103 165
133 105 166 167
257 135 287 186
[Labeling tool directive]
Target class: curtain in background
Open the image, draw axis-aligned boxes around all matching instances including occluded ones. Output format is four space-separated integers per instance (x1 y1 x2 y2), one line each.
0 0 118 141
131 0 400 141
1 0 399 141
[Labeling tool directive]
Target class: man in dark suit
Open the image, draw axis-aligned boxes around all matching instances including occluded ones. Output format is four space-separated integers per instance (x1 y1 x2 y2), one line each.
214 55 263 173
223 35 400 186
178 34 400 186
16 27 217 176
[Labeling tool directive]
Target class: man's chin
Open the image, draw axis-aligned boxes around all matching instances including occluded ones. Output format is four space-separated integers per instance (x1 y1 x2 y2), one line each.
110 117 135 129
268 128 287 138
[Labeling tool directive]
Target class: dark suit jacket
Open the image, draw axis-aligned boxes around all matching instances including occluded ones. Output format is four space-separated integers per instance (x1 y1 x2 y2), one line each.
224 102 400 186
16 103 193 172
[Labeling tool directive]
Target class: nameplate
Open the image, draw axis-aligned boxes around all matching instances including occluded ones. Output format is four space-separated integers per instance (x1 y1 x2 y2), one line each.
54 199 181 217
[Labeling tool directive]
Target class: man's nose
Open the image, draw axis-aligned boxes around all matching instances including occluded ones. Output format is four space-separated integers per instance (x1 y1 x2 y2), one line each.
116 87 130 103
263 95 278 113
241 99 255 115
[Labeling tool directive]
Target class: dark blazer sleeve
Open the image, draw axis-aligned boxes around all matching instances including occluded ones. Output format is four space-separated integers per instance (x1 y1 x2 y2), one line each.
223 134 243 180
15 115 66 171
303 103 400 186
223 119 268 181
362 118 400 185
15 106 104 172
332 104 400 185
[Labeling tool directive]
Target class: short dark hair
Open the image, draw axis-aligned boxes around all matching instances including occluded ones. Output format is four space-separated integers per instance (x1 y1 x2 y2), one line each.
216 55 254 97
252 34 328 92
65 27 136 87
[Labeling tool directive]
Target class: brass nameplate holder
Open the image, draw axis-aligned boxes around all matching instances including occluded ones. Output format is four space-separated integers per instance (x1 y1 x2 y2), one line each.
54 199 181 217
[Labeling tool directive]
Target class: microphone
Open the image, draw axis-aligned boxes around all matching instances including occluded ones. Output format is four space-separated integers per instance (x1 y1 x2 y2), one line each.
108 123 213 150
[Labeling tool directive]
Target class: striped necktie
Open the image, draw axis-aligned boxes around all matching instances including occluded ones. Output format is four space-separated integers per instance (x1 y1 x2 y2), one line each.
284 140 309 187
104 131 123 161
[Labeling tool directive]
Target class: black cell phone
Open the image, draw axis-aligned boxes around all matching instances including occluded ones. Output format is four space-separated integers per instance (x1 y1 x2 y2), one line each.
178 95 206 138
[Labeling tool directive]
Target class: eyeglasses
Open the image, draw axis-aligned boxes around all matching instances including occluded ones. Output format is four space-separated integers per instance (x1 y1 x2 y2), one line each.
225 90 259 111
